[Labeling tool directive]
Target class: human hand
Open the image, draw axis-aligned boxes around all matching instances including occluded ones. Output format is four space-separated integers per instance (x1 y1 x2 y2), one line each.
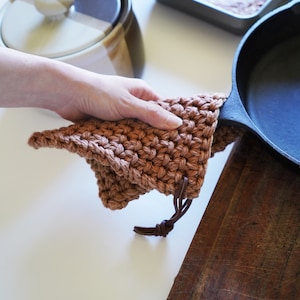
0 48 182 130
57 74 183 130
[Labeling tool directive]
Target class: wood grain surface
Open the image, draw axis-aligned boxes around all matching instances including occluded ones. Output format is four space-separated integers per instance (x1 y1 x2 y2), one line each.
168 133 300 299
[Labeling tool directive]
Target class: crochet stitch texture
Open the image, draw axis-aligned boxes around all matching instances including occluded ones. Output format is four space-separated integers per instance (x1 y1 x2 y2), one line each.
28 93 242 214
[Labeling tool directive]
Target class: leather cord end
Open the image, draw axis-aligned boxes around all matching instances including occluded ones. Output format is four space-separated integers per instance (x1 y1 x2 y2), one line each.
133 177 193 237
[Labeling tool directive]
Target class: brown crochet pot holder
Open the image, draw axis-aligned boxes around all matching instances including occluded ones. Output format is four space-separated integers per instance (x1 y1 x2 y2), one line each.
28 93 243 237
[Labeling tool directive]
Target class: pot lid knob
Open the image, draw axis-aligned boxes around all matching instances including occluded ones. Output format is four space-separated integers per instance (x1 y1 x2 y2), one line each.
34 0 74 18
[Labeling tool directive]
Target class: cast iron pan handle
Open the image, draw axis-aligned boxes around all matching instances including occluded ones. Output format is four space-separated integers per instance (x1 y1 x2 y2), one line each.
218 88 257 133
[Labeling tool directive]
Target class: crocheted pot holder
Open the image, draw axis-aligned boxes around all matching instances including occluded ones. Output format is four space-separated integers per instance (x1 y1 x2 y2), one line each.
28 93 243 237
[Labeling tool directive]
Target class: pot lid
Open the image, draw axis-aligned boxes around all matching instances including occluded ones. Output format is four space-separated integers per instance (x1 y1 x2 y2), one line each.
1 0 121 58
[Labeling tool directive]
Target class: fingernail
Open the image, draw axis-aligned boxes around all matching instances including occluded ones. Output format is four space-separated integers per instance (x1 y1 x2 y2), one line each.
167 113 183 128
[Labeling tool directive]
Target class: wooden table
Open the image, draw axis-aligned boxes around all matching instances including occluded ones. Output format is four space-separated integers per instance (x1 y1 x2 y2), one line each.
168 133 300 299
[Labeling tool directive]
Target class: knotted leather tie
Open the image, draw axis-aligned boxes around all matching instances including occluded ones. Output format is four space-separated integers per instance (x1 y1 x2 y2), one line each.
28 94 243 237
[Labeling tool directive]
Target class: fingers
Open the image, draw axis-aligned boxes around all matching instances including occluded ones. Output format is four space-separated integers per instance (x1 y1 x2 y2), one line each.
123 96 183 130
115 78 183 129
72 75 182 129
126 80 162 102
152 106 183 130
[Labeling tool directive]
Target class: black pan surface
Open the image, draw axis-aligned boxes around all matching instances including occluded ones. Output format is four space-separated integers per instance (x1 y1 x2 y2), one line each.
219 1 300 166
247 36 300 162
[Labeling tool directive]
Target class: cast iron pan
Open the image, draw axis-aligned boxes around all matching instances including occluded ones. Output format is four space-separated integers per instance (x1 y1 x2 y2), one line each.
219 0 300 167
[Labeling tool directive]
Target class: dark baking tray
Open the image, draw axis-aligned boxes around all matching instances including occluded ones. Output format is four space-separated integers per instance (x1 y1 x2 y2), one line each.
157 0 289 34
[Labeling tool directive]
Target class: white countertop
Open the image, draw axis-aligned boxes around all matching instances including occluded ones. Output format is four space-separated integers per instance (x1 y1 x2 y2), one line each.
0 1 240 299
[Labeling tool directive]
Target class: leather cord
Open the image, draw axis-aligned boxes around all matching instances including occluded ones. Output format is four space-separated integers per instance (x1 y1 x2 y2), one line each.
133 177 192 237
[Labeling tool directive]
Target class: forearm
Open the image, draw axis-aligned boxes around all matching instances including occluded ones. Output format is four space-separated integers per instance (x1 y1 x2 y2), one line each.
0 47 77 110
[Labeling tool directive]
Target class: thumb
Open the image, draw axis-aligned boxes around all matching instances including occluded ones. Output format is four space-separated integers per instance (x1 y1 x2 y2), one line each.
124 98 183 130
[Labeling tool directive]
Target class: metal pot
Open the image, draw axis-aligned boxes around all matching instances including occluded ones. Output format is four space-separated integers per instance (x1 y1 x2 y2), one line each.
0 0 144 77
